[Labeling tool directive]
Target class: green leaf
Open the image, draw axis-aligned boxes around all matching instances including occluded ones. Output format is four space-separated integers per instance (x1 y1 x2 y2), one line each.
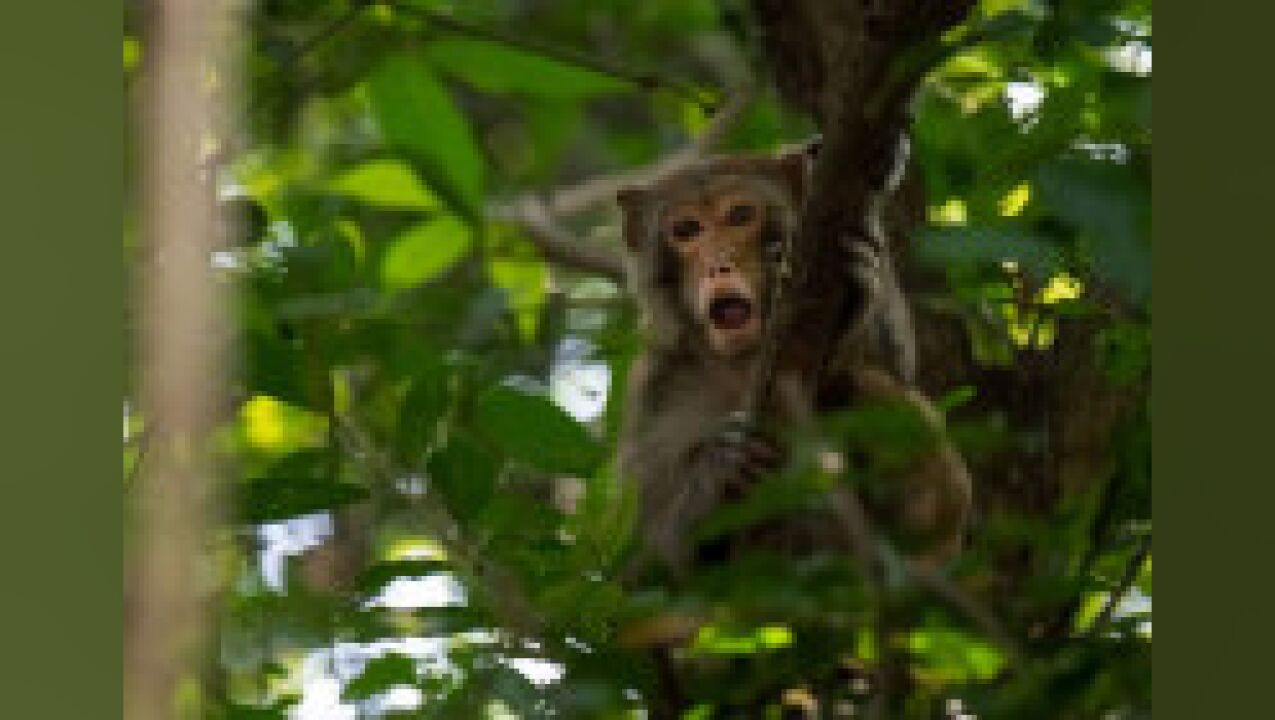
342 653 418 701
489 257 547 341
473 385 603 475
1136 554 1152 596
328 159 441 210
416 605 494 636
1036 158 1150 304
238 477 369 524
366 54 484 217
357 560 453 595
906 625 1007 683
396 362 452 460
428 432 498 523
916 224 1061 278
937 385 977 412
423 38 628 99
381 215 472 290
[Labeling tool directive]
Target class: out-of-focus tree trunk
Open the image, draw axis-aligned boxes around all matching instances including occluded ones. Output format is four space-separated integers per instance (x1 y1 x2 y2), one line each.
124 2 242 718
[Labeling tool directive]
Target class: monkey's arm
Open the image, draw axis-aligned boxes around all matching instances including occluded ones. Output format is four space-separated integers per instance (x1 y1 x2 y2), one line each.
617 358 781 575
837 366 973 567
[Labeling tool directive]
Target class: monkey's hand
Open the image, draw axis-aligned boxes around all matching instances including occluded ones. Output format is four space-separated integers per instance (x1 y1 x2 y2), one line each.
630 416 785 575
695 411 785 502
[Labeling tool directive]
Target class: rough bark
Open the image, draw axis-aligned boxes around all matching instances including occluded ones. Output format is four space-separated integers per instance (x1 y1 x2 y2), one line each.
749 0 1144 641
748 0 977 388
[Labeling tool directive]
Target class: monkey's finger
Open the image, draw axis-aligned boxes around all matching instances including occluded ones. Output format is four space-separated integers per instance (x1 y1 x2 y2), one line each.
721 472 752 502
711 443 749 471
744 438 784 468
735 463 763 485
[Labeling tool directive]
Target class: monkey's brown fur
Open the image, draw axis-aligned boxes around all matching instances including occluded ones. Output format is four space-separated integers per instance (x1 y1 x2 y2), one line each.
615 150 972 579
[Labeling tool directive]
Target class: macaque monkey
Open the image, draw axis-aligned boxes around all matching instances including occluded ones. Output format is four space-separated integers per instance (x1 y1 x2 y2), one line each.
615 148 971 579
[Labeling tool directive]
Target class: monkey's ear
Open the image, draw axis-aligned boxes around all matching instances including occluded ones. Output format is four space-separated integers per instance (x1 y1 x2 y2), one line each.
616 186 649 250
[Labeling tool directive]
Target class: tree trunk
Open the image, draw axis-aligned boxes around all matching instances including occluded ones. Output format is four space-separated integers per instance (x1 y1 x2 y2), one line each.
124 2 242 718
741 0 1145 709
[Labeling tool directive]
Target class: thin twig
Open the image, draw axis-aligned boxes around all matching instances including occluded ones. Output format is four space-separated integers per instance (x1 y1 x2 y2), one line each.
1087 533 1151 637
906 561 1021 658
825 485 1021 659
331 415 545 638
548 89 753 217
502 196 627 283
276 2 369 70
243 3 370 124
488 89 752 224
390 2 712 109
488 90 752 279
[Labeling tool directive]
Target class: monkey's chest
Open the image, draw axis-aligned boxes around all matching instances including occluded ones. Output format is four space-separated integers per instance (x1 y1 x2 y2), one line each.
666 364 752 417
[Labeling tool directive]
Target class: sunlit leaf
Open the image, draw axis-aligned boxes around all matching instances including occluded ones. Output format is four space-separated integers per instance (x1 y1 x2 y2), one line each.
689 623 794 656
1040 272 1083 303
1136 555 1152 596
381 215 472 290
907 625 1007 683
123 37 141 72
328 159 440 210
999 181 1032 216
239 395 328 454
489 257 547 341
929 197 969 225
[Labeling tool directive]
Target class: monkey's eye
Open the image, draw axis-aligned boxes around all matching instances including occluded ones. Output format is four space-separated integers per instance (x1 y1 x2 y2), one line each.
669 218 703 240
725 203 756 226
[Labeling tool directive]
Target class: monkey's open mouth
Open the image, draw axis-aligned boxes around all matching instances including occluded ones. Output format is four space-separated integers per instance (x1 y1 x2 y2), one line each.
708 295 755 331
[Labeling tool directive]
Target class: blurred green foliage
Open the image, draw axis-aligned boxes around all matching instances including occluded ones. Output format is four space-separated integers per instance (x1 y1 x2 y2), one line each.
125 0 1151 716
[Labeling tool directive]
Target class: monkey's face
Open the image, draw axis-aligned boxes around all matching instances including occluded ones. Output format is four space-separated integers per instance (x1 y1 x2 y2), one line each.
617 153 807 357
660 186 771 356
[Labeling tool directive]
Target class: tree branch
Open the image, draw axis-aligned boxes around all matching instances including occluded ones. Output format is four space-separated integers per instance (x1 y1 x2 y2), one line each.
487 90 753 280
392 1 711 108
825 486 1021 660
497 196 627 284
747 0 978 413
536 89 753 218
276 2 368 70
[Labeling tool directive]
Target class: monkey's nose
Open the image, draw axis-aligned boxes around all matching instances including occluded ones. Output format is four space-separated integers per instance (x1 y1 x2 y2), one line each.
708 263 732 277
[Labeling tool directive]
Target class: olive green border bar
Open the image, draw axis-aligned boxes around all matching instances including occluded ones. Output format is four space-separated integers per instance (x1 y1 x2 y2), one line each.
1157 4 1275 718
0 1 122 716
